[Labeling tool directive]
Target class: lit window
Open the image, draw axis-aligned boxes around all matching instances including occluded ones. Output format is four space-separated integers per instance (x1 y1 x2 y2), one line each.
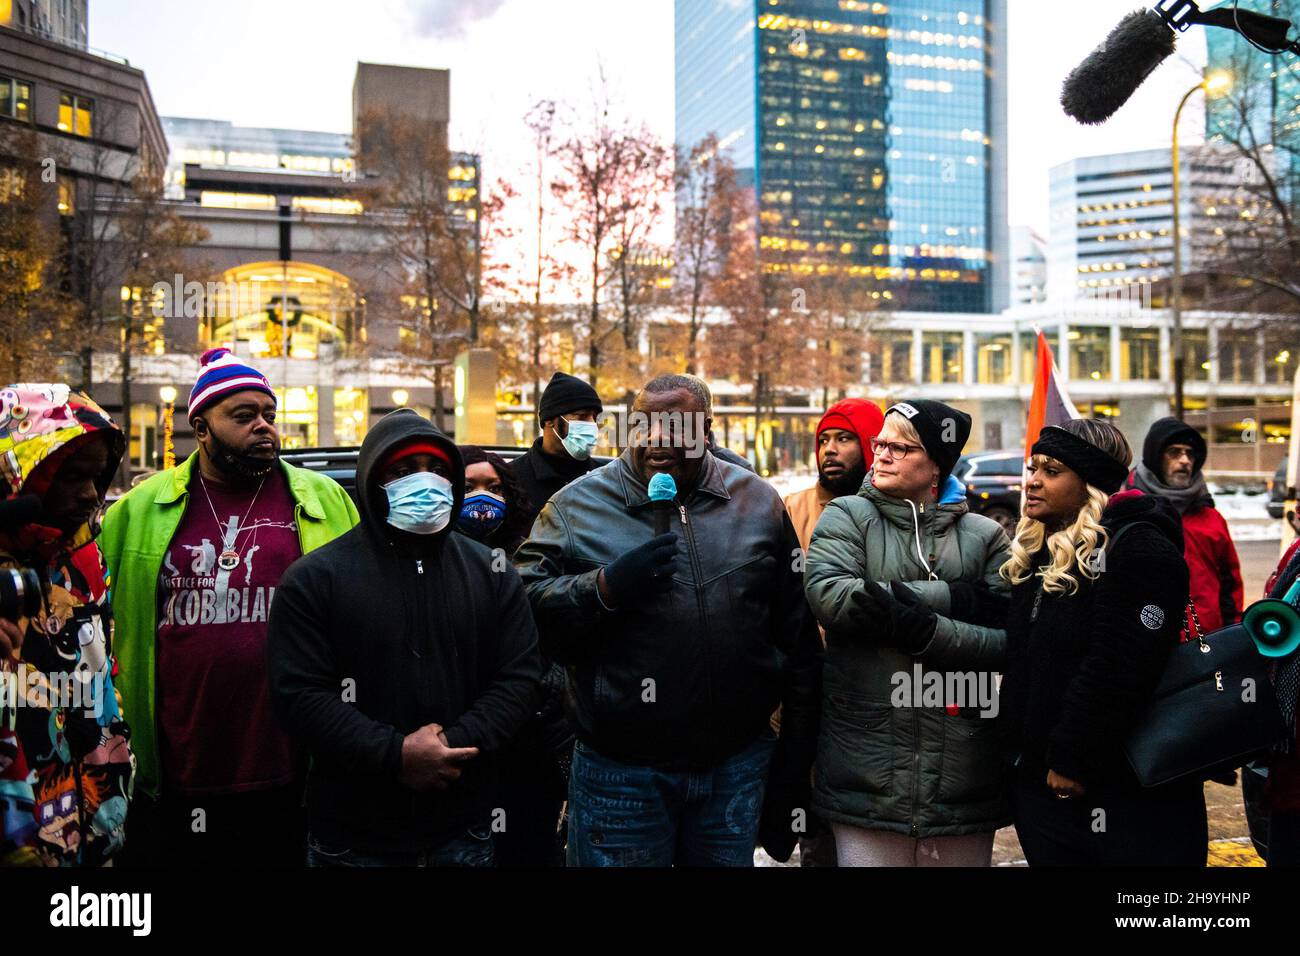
57 179 74 216
1 76 32 121
200 191 276 211
58 92 92 137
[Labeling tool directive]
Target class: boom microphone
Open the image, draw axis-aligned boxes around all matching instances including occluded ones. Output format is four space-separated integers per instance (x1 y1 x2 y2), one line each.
1062 9 1177 125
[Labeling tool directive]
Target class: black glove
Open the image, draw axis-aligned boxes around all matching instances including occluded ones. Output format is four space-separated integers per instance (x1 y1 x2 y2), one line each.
862 579 937 653
601 532 678 607
948 581 1011 628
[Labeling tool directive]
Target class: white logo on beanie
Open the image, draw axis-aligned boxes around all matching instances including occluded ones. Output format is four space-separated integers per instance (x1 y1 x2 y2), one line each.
891 402 920 419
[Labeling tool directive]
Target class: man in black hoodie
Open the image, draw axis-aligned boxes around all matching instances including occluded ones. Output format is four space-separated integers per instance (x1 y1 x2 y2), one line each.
267 409 543 866
1126 417 1243 634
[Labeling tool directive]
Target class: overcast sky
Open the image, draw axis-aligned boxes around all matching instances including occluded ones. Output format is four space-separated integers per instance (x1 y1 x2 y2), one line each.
91 0 1211 236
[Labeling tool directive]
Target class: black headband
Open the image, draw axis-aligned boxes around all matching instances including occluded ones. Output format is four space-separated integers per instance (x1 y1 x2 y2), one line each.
1030 426 1129 494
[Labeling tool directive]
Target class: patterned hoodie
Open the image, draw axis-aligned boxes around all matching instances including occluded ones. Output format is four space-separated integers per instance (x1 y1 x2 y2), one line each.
0 384 133 866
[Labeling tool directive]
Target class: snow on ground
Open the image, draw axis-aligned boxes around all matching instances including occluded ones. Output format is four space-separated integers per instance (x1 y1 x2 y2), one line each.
765 472 817 500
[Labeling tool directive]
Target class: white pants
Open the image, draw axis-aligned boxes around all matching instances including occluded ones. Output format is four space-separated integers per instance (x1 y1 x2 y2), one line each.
831 823 994 867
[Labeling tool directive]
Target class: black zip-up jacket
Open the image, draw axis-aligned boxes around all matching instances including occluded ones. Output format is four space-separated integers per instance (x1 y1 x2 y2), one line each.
267 410 543 853
998 492 1190 790
515 449 822 774
512 436 599 533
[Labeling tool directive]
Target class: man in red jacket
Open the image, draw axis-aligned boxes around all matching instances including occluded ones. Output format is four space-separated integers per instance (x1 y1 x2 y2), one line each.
1128 417 1243 633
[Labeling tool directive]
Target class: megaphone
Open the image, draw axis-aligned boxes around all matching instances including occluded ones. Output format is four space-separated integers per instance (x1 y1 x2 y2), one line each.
1243 579 1300 658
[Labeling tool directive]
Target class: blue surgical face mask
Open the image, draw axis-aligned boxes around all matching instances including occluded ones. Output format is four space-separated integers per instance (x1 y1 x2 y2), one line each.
382 470 454 535
457 490 507 540
559 417 599 461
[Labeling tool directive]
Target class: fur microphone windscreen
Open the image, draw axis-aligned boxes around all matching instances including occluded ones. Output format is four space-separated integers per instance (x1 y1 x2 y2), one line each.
1062 9 1178 125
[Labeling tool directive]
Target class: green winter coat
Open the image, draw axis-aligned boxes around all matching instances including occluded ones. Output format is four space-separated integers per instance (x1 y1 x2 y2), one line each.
803 475 1012 838
97 452 359 798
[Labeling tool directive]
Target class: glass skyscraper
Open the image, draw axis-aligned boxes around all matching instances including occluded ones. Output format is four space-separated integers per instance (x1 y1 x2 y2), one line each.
675 0 1009 313
1205 0 1300 165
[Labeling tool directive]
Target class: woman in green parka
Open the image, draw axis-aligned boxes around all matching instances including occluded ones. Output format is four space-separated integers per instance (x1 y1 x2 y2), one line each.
804 399 1012 866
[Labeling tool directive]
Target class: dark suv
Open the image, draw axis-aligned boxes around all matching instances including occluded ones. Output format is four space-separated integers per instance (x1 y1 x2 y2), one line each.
952 451 1024 534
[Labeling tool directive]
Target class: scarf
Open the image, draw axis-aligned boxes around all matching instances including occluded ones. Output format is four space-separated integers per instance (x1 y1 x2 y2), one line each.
1130 462 1212 516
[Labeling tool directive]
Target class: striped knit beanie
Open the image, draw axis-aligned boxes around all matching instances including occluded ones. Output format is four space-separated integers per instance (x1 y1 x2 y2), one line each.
188 348 276 423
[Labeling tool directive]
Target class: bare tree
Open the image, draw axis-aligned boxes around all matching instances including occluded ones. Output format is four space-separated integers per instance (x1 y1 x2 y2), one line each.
549 83 672 394
706 188 803 469
673 135 739 374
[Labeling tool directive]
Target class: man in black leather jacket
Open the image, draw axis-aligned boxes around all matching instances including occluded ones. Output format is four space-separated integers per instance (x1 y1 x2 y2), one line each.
515 374 822 866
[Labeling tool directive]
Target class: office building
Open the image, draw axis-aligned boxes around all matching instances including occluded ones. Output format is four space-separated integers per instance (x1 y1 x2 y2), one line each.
674 0 1010 312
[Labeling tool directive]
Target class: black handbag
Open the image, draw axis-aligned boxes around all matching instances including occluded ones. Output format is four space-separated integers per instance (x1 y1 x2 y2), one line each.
1123 599 1289 788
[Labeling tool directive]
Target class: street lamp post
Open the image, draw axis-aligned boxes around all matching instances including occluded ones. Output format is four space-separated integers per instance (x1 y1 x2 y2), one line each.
1171 71 1232 421
159 385 177 470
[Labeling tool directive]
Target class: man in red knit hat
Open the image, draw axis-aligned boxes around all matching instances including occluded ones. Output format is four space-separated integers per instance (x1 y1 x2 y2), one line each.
785 399 885 556
782 397 884 866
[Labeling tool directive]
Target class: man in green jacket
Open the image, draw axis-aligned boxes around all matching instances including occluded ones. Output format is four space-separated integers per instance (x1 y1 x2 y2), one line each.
99 349 358 866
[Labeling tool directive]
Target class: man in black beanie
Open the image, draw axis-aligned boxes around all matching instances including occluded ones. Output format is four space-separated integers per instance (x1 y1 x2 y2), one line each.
1126 417 1242 633
514 372 605 534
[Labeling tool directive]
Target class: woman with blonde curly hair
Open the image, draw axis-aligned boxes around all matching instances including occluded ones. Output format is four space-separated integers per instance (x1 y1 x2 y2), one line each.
997 418 1206 866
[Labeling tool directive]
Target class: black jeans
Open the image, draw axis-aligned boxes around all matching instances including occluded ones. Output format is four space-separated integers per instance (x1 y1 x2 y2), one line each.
493 723 569 867
1011 774 1207 866
120 782 305 868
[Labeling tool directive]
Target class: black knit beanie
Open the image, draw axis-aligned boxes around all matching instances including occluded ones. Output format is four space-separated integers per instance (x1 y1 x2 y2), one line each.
537 372 602 425
885 399 972 483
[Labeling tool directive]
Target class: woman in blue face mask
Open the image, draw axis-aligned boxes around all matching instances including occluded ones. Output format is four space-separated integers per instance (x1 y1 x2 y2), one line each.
455 446 534 554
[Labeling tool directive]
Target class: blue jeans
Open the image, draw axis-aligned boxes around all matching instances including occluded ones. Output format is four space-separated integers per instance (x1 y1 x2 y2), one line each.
566 731 776 867
306 822 494 867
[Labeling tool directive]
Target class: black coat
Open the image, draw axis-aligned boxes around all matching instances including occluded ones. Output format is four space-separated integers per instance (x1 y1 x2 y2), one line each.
515 450 822 771
267 410 543 853
998 492 1191 791
512 437 599 534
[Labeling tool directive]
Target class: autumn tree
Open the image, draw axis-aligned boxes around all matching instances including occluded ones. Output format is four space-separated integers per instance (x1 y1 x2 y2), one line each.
549 86 673 395
356 109 515 427
673 134 740 374
706 188 804 456
0 123 72 381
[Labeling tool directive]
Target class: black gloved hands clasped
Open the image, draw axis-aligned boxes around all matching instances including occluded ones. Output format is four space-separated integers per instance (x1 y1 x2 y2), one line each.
600 533 678 608
862 579 938 654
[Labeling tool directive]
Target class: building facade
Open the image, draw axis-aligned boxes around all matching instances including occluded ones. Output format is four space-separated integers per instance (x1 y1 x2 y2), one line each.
1010 225 1046 307
1047 145 1255 306
0 0 88 49
674 0 1009 312
89 60 482 470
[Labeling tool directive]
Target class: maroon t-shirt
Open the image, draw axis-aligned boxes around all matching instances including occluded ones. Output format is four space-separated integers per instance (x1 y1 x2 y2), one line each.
156 468 302 795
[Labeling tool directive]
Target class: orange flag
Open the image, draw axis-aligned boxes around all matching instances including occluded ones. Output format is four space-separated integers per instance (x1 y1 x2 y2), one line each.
1024 329 1079 464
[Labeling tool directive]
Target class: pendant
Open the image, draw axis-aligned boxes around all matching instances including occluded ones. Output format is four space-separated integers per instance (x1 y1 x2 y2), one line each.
218 549 240 572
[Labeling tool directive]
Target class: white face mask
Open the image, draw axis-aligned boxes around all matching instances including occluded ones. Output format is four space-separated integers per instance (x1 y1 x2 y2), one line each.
382 470 454 535
558 417 599 461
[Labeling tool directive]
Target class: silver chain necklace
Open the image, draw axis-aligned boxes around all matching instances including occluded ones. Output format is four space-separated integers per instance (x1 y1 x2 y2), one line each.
197 473 267 572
